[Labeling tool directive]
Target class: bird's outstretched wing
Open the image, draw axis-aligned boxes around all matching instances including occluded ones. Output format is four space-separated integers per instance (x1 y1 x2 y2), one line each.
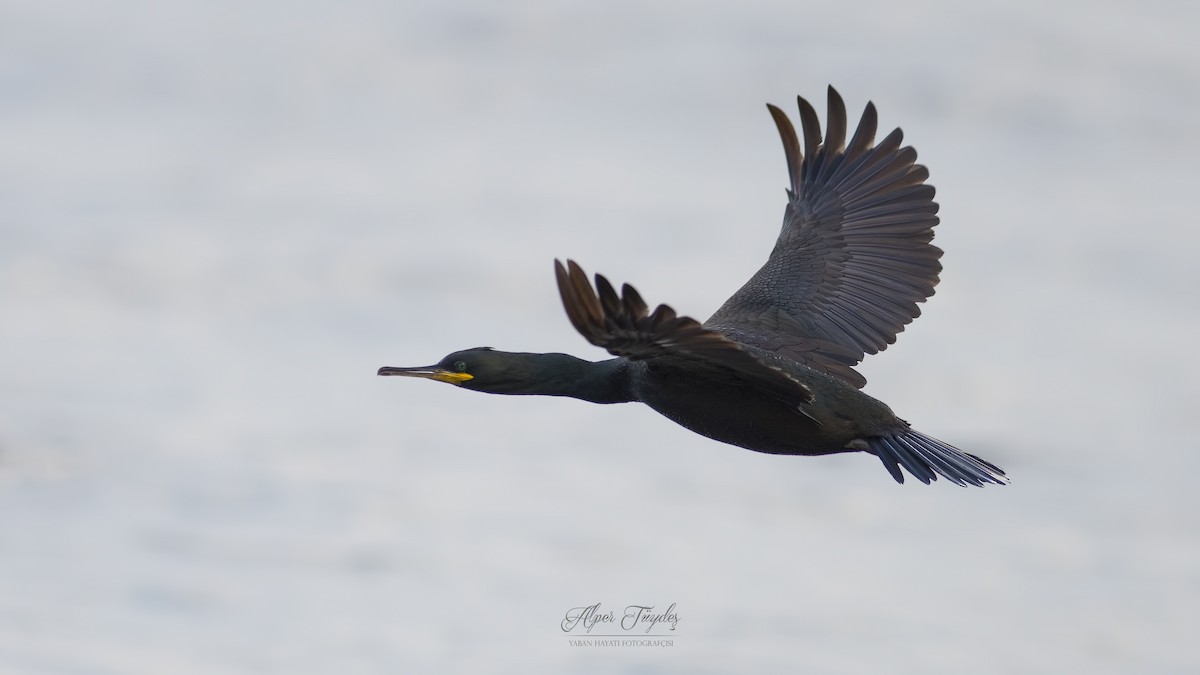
555 259 815 412
706 86 942 389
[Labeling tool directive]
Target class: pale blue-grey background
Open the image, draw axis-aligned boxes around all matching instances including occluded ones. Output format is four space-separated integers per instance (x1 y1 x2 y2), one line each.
2 1 1197 672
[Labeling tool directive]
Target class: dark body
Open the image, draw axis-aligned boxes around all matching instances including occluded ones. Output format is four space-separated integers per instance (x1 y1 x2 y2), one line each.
630 354 896 456
380 87 1007 487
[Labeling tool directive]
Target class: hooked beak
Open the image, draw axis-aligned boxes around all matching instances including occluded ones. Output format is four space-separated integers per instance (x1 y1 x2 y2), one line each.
376 365 474 385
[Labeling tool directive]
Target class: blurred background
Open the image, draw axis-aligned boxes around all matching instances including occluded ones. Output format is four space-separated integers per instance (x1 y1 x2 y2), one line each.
2 0 1197 672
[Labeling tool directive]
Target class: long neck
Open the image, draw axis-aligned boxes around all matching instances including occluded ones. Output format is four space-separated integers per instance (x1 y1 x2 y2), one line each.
518 354 635 404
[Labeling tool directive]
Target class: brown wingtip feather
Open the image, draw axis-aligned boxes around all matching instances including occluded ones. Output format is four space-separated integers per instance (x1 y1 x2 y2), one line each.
767 103 802 196
553 260 581 339
555 258 606 347
796 94 822 165
844 100 878 161
621 282 649 319
824 86 847 154
594 273 622 320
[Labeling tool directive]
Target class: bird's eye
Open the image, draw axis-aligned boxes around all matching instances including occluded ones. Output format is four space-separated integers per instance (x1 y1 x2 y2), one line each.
453 360 468 372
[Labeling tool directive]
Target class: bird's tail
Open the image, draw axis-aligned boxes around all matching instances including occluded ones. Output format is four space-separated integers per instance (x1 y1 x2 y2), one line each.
867 430 1007 487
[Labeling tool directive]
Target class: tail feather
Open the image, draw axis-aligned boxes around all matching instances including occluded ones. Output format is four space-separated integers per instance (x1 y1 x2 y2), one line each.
868 430 1008 487
878 436 937 484
895 434 974 486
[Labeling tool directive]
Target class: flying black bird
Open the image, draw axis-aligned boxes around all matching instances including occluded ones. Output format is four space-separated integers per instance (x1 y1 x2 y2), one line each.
379 87 1006 486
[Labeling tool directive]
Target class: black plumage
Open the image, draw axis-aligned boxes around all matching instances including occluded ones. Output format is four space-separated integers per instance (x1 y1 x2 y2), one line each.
379 87 1007 487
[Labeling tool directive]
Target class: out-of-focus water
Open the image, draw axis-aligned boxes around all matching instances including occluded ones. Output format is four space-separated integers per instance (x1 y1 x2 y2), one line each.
2 1 1197 672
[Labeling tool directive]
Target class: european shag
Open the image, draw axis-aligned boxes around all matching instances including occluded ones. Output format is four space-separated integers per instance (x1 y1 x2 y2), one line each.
379 87 1007 487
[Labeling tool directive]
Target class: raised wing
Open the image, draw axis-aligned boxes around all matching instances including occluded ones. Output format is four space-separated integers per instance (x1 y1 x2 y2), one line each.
706 86 942 388
554 259 815 411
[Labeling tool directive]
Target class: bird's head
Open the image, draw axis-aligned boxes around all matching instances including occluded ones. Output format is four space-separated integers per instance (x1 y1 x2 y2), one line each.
377 347 496 388
378 347 580 395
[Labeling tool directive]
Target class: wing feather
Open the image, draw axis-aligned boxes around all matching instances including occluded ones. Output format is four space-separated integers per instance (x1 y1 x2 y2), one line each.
555 259 816 412
707 87 942 387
